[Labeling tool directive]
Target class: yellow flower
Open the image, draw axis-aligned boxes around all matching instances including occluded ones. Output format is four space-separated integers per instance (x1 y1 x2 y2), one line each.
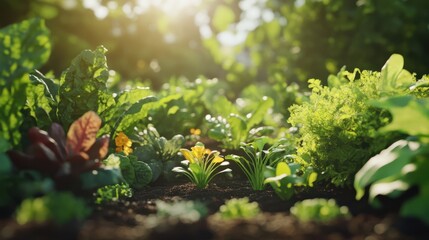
190 128 201 135
115 132 133 155
180 148 195 163
191 145 205 159
212 155 224 163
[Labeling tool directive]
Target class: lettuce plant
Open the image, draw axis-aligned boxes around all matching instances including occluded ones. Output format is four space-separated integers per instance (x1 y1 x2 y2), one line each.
217 197 260 220
226 137 288 190
7 111 122 191
290 198 350 222
172 142 231 189
355 95 429 225
264 161 317 200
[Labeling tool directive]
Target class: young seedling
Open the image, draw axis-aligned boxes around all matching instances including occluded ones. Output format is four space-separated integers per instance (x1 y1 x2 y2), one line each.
172 142 231 189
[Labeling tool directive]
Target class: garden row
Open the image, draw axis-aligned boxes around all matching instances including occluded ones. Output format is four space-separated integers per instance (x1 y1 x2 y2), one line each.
1 18 429 238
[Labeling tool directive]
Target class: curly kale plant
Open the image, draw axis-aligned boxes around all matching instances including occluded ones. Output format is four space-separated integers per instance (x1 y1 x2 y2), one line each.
291 198 350 222
218 197 261 220
288 54 414 186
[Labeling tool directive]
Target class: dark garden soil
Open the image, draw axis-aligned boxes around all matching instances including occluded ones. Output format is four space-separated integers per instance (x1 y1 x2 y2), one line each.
1 176 429 240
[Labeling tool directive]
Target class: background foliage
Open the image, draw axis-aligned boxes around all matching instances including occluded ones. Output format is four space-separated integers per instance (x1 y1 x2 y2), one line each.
1 0 428 93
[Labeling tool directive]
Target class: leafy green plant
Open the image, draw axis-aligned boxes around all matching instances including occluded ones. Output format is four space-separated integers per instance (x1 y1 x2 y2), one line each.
264 161 317 200
205 96 274 149
94 183 133 204
172 142 231 189
290 198 350 222
0 18 51 147
217 197 261 220
355 95 429 225
226 137 288 190
133 124 185 182
288 54 414 186
7 111 122 191
15 191 91 225
103 153 152 190
153 200 209 223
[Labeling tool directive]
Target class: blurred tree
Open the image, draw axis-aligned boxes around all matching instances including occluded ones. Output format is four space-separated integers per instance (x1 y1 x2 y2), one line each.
0 0 222 89
205 0 429 89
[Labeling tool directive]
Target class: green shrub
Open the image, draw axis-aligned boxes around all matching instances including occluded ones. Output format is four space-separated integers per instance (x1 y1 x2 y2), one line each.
290 198 350 222
95 183 133 204
218 197 260 220
288 54 414 186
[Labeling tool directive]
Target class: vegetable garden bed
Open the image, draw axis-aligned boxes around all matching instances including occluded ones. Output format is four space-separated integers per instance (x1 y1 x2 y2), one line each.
1 177 426 240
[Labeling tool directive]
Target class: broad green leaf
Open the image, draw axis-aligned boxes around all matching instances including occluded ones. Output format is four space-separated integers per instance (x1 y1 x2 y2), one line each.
212 5 235 32
80 168 123 190
276 162 291 176
369 180 409 208
354 140 418 200
372 96 429 136
380 54 414 93
229 114 247 147
0 18 51 146
308 172 317 187
246 97 274 130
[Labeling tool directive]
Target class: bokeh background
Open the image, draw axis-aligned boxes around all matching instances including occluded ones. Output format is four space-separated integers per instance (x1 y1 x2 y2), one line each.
2 0 428 92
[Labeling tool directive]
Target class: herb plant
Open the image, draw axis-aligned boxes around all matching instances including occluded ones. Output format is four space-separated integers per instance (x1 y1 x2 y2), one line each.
172 142 231 189
355 95 429 225
94 183 133 204
290 198 350 222
288 54 414 186
226 137 288 190
264 161 317 200
217 197 261 220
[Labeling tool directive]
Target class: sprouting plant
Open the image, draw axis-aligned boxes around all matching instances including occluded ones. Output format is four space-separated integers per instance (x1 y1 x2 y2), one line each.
153 200 208 223
264 161 317 200
15 192 91 225
115 132 133 156
218 197 261 220
290 198 350 222
94 183 133 204
7 111 122 191
133 124 185 182
226 137 288 190
172 142 231 189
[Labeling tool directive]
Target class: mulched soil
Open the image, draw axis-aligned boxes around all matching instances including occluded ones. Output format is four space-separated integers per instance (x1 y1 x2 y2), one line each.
1 176 428 240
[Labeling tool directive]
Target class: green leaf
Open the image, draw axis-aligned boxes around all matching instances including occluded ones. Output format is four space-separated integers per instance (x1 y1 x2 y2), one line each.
380 54 414 93
276 162 291 176
0 18 51 146
246 97 274 130
212 5 235 32
372 96 429 136
369 180 409 208
354 140 417 200
80 168 123 190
